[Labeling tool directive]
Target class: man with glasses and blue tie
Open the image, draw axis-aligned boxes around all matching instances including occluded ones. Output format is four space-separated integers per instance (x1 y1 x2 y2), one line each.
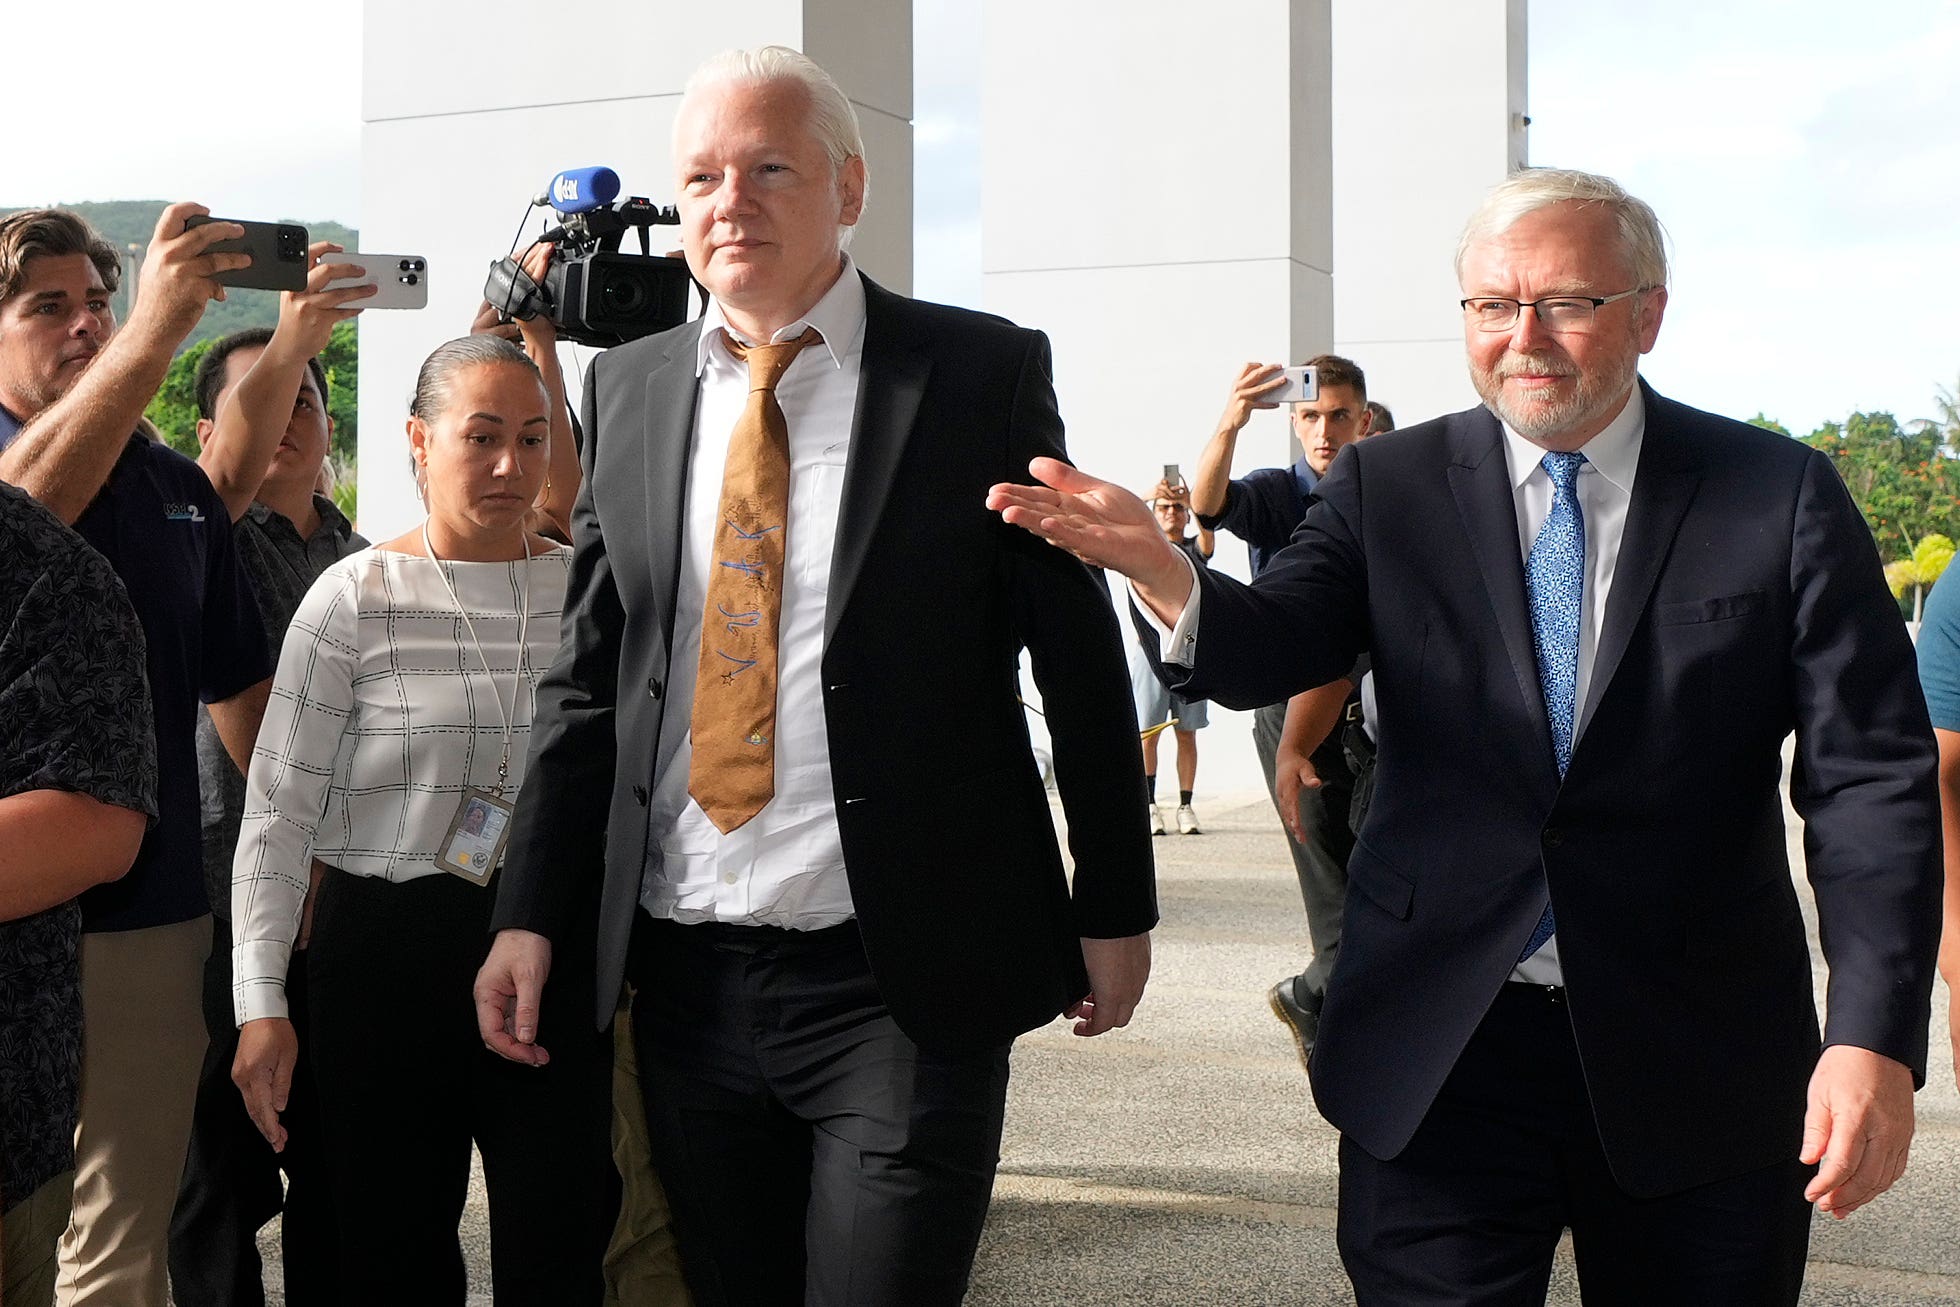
988 167 1939 1303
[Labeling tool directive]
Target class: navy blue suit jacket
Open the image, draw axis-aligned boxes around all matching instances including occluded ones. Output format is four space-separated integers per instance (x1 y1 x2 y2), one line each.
1151 381 1939 1196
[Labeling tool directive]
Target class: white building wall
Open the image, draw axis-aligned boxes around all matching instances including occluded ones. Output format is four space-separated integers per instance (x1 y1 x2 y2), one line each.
354 0 912 540
982 0 1333 799
1331 0 1529 432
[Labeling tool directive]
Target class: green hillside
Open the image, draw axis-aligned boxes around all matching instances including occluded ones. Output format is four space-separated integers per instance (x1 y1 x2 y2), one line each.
0 199 357 354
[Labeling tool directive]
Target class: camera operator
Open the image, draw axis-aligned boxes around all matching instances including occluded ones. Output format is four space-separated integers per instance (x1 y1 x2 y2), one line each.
169 243 372 1307
0 203 273 1306
469 240 581 542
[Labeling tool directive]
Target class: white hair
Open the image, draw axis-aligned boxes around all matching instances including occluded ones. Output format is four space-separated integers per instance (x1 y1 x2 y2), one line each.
680 45 869 240
1455 168 1670 290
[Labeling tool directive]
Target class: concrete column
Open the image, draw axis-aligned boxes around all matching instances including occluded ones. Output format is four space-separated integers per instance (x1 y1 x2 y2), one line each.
981 1 1331 798
982 1 1333 554
354 0 912 539
1331 0 1528 430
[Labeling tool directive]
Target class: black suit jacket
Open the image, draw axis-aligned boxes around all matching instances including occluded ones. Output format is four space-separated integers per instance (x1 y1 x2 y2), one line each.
493 274 1157 1051
1154 382 1939 1196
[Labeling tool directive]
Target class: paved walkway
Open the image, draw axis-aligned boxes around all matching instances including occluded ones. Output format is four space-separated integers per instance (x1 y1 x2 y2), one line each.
967 793 1960 1306
255 790 1960 1304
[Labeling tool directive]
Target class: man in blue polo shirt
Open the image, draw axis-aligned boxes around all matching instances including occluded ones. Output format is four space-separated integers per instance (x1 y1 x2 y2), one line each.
1915 570 1960 1092
0 204 271 1305
1191 353 1372 1070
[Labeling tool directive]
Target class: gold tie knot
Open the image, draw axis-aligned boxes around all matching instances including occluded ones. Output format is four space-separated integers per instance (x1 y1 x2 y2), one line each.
726 327 823 395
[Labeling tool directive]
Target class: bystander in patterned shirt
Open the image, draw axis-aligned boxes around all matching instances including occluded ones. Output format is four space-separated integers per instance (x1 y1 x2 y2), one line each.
0 480 157 1211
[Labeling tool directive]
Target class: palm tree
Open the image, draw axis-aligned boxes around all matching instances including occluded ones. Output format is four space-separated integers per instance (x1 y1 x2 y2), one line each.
1887 533 1956 623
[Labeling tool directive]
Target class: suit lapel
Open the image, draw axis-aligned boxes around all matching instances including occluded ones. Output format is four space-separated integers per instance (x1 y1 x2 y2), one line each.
1444 410 1557 785
1581 383 1701 726
826 277 931 644
643 324 704 641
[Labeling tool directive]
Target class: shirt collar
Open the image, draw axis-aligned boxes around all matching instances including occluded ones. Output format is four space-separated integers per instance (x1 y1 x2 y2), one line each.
694 255 865 377
1501 382 1645 495
245 493 352 542
0 404 21 453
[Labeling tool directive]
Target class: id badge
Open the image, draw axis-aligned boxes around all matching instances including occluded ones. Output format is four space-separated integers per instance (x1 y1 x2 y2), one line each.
436 788 515 885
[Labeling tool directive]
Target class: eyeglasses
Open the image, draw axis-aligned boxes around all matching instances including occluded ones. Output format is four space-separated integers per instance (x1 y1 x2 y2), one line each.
1460 288 1649 333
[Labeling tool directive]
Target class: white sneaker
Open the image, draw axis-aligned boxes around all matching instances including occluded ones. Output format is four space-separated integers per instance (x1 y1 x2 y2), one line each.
1148 804 1166 836
1176 804 1201 835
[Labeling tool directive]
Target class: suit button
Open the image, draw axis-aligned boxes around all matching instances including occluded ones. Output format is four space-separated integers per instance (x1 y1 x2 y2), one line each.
647 677 663 700
1542 827 1563 848
633 785 649 806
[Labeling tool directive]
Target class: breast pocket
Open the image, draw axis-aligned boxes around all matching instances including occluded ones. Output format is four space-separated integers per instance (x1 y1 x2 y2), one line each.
1654 591 1767 626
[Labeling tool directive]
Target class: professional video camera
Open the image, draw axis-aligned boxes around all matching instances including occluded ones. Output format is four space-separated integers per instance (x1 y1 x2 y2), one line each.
485 166 701 348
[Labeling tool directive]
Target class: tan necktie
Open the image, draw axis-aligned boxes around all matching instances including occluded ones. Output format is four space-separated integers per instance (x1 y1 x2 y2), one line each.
688 327 822 833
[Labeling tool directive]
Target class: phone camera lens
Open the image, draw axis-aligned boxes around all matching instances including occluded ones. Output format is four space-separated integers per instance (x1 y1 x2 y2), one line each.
402 273 420 286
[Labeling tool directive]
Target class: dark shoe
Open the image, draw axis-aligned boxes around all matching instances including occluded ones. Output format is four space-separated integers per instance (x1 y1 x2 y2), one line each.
1267 978 1319 1075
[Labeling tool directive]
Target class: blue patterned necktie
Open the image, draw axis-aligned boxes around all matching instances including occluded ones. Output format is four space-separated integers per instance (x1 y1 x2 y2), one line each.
1519 450 1587 960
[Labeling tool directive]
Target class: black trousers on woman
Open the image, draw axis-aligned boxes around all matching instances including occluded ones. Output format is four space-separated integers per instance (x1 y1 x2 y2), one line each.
305 867 617 1306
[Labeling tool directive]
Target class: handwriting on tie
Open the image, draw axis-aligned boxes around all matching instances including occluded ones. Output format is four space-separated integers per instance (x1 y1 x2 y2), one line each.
716 651 759 681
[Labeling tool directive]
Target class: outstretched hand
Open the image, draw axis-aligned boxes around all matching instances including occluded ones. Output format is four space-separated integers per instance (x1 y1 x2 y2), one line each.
987 458 1195 620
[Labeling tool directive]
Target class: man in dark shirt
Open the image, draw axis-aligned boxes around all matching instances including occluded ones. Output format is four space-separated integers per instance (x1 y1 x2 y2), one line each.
0 479 156 1305
1191 353 1372 1069
172 297 367 1306
0 205 272 1304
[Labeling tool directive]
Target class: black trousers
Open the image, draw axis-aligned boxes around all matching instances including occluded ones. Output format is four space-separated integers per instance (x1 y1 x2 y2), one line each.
169 916 336 1307
1337 983 1813 1306
304 868 617 1307
630 913 1011 1307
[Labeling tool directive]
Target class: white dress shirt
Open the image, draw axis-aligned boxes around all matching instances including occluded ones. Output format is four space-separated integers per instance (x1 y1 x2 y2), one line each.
232 545 570 1023
1145 387 1648 985
641 258 867 928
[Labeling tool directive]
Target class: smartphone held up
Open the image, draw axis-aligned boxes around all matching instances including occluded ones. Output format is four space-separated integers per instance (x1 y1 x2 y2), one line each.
183 216 309 292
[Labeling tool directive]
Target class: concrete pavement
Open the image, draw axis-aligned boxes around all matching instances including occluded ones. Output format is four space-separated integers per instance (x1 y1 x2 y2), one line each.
965 792 1960 1306
253 789 1960 1304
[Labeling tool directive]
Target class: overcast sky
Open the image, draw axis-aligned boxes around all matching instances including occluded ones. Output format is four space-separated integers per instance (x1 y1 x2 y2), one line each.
11 2 1955 436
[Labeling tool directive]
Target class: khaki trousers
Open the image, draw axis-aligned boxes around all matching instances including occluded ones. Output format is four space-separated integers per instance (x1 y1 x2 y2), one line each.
55 916 209 1306
4 1171 75 1307
604 989 692 1307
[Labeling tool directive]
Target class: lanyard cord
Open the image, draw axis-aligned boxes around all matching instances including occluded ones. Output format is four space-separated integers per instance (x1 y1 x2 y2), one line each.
421 522 534 795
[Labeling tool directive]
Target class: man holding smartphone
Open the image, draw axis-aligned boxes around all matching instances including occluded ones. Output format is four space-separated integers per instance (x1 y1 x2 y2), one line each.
0 203 273 1306
1189 354 1372 1071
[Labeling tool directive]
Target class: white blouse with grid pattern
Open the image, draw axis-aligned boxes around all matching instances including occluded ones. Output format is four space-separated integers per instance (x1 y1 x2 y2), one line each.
231 544 569 1024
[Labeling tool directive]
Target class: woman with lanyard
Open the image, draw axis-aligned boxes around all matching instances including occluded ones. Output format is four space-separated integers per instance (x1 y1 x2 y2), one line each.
229 335 614 1303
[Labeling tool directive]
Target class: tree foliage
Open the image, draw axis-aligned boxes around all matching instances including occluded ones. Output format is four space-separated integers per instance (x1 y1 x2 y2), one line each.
142 321 359 478
1799 410 1960 562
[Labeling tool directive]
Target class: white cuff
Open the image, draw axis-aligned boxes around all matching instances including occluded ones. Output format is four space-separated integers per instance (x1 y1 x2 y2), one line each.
233 938 293 1024
1129 552 1203 667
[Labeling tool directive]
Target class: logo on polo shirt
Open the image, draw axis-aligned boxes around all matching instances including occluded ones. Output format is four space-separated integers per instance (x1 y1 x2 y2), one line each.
163 503 206 523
